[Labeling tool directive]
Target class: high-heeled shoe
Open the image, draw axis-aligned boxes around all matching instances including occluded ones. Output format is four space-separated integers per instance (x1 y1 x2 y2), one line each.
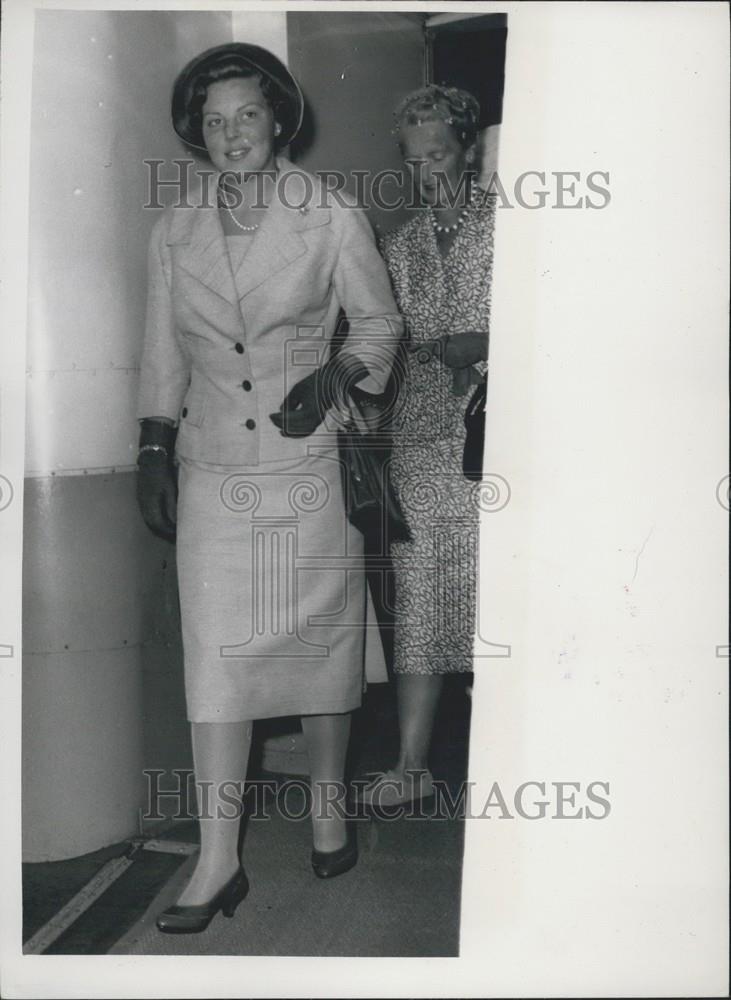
311 832 358 879
155 867 249 934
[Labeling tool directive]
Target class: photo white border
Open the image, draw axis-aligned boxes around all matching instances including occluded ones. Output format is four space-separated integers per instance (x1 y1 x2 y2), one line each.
1 1 728 997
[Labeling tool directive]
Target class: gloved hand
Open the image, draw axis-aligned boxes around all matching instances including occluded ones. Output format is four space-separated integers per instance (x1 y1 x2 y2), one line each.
270 353 370 437
442 331 487 368
409 331 487 369
136 418 178 542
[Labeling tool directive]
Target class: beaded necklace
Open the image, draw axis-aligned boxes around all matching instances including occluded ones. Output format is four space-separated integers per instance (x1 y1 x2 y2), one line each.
431 205 470 234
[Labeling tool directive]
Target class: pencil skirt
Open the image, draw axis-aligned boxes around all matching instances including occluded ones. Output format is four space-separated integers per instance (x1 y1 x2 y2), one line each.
175 449 386 723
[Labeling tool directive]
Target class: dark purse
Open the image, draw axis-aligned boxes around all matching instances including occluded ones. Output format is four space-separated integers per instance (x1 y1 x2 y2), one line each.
338 403 411 545
462 372 488 481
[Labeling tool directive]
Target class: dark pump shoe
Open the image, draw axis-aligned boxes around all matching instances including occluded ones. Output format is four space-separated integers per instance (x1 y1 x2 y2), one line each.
311 835 358 880
155 867 249 934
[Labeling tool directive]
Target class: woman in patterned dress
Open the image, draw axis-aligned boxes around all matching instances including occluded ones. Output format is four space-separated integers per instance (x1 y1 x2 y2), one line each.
361 85 495 806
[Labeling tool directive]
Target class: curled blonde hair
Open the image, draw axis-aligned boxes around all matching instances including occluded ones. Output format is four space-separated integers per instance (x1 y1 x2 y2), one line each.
394 84 480 149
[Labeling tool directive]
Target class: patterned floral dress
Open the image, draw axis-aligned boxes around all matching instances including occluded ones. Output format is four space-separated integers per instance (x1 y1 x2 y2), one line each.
379 187 495 674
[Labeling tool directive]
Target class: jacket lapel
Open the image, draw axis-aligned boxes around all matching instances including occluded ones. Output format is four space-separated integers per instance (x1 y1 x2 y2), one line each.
231 159 330 300
167 203 239 307
165 161 330 313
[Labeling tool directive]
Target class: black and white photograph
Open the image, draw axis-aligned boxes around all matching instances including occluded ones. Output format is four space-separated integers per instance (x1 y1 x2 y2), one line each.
0 1 728 997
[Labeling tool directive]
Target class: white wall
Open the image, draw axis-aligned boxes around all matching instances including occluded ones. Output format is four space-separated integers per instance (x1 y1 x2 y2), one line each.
22 8 238 862
463 3 729 995
25 9 235 477
232 9 288 60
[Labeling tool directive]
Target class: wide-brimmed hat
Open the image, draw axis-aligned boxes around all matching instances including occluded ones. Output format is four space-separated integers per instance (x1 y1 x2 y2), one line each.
171 42 304 150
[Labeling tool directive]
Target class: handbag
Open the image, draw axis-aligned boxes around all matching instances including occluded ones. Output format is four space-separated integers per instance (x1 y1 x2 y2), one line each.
338 411 411 545
462 372 488 482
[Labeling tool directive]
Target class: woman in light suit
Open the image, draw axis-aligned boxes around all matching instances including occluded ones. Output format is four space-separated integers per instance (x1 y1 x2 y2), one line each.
136 43 401 933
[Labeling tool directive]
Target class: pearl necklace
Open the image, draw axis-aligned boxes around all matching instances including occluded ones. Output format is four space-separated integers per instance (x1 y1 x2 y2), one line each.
224 202 259 232
431 206 469 234
218 183 260 232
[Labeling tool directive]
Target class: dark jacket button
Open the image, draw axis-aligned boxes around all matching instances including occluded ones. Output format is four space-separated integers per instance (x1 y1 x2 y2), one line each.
235 342 244 354
181 407 188 418
245 418 256 430
242 380 252 391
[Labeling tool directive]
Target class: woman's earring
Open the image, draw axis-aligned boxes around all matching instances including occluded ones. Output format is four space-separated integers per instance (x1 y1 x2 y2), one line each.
274 123 282 137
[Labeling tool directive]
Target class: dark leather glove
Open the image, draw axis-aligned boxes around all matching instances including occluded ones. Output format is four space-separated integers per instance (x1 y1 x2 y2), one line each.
409 331 487 369
441 331 488 368
136 419 178 542
270 353 370 437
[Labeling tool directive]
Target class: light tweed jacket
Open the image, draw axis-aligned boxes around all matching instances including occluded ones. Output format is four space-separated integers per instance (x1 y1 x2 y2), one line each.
137 158 402 466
